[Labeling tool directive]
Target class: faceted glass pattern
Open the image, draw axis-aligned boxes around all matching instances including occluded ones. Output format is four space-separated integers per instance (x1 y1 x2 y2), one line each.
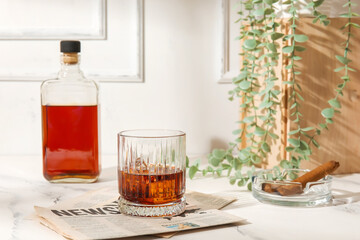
118 130 186 217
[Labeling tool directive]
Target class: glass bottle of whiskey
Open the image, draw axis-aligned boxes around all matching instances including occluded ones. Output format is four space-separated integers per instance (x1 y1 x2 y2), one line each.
41 40 100 183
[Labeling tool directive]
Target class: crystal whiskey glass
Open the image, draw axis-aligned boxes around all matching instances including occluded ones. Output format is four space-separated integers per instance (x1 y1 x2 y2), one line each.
118 130 186 217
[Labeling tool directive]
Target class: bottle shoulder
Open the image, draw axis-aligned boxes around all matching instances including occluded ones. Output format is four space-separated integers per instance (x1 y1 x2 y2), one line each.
41 78 99 106
41 78 98 90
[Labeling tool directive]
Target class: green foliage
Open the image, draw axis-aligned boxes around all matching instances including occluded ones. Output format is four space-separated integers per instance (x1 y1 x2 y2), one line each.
294 34 308 43
187 0 357 189
328 99 341 109
336 55 351 65
321 108 334 118
305 0 357 152
243 39 257 50
189 166 198 179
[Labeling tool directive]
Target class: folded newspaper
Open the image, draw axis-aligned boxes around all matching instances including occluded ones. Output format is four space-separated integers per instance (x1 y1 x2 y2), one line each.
34 187 245 240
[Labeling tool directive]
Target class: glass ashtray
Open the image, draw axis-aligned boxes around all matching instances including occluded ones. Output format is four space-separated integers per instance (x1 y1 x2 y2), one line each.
252 168 333 207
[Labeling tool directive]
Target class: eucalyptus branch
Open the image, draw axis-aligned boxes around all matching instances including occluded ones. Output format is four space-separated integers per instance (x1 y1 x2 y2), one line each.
187 0 358 190
307 0 359 148
248 13 262 163
280 0 313 169
307 0 330 26
255 0 281 157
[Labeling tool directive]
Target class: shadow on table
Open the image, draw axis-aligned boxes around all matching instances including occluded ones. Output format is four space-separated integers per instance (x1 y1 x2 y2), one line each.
116 221 251 240
171 221 251 238
97 166 117 183
216 190 259 210
332 189 360 206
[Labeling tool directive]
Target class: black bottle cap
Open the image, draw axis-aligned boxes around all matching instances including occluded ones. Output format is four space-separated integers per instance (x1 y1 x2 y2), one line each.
60 40 81 53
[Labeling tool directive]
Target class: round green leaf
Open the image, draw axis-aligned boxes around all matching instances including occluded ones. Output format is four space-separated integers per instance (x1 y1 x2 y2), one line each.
312 139 320 148
321 108 334 118
254 127 265 136
243 116 255 123
289 172 298 180
213 149 226 159
266 173 274 181
251 155 261 164
189 166 198 179
328 99 341 109
243 39 257 50
285 146 294 152
239 81 251 90
216 168 222 177
229 177 236 185
294 45 306 52
301 127 314 132
326 118 334 124
314 0 325 7
247 182 252 191
294 34 308 42
334 66 345 72
336 55 350 65
268 132 279 139
282 46 294 53
288 129 300 135
280 160 291 169
210 157 221 167
237 178 246 187
288 138 300 147
299 140 309 151
234 158 242 170
264 8 275 15
226 154 234 161
261 142 271 152
271 32 284 41
253 8 265 16
233 72 247 83
319 123 328 129
232 129 242 135
266 43 277 52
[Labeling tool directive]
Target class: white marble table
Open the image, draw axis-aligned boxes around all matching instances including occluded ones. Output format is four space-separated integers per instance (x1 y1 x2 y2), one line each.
1 155 360 240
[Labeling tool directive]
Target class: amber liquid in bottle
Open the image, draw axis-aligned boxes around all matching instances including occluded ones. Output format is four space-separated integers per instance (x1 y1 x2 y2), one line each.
41 41 100 183
42 105 99 182
119 168 185 205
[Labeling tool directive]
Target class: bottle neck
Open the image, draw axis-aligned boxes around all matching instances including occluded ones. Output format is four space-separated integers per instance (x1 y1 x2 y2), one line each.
58 53 84 79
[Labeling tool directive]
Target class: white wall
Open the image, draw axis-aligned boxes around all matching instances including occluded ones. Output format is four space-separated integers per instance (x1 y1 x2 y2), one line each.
2 0 352 157
0 0 239 156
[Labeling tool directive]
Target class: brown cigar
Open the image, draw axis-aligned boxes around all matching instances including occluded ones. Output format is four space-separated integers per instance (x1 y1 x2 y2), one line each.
263 161 340 196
